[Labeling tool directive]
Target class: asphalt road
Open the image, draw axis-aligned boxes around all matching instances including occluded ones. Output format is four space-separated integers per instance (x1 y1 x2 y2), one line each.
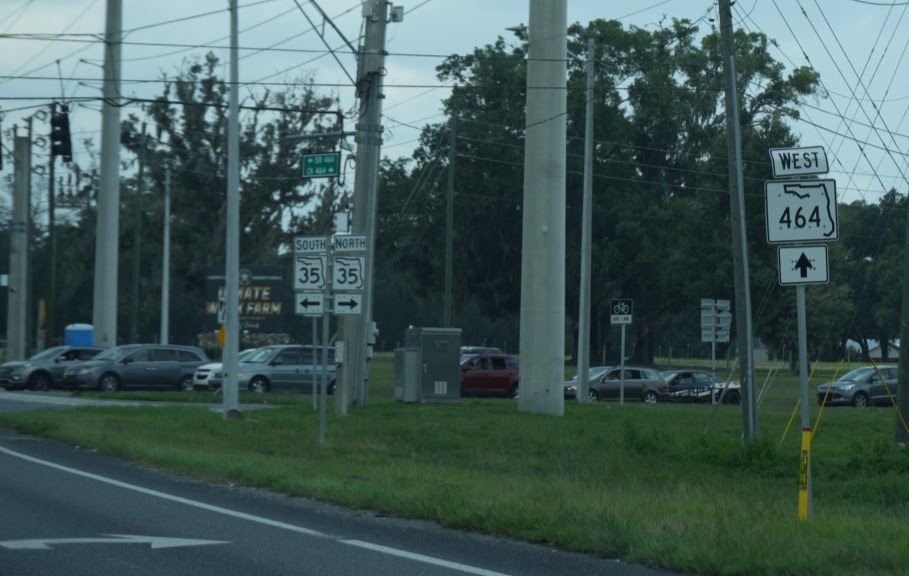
0 393 682 576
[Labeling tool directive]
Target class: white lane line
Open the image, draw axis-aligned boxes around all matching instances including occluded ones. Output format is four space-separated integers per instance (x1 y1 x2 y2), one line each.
0 444 325 537
342 539 513 576
0 445 514 576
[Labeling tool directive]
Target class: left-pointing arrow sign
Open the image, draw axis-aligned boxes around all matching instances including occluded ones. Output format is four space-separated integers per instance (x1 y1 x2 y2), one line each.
0 534 229 550
295 292 324 315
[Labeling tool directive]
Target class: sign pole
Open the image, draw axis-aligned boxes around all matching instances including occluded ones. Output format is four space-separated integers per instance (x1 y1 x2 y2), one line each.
619 324 626 405
796 284 812 519
312 318 318 410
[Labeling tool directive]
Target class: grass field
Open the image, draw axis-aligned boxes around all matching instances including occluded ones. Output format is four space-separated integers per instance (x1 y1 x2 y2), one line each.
2 356 909 575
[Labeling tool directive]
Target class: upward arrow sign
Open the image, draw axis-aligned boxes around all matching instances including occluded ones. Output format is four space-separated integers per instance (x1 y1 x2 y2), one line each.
794 253 813 278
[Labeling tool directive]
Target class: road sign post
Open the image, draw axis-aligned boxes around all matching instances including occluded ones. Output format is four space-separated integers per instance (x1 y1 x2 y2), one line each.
766 145 836 521
610 299 632 404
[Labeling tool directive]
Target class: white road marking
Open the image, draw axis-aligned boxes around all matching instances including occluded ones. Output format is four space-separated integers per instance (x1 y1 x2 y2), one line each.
0 445 514 575
342 539 513 576
0 534 227 550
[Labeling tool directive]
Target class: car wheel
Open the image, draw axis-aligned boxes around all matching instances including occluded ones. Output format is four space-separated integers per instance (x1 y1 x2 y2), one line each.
852 392 869 408
723 390 741 405
178 375 195 392
29 372 51 391
587 389 598 403
643 390 659 404
509 384 519 399
248 376 269 393
98 373 120 392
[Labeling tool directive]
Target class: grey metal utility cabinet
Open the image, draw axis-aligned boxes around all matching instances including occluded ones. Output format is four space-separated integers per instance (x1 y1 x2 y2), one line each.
394 327 461 403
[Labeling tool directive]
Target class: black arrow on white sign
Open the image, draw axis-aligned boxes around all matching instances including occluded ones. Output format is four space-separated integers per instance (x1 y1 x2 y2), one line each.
298 298 320 309
794 252 814 278
337 298 359 309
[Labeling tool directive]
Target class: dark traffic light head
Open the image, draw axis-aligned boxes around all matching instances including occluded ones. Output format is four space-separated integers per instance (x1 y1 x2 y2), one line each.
50 104 72 162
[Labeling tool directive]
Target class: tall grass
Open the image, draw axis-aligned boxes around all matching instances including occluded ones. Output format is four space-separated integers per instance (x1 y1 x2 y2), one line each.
2 359 909 575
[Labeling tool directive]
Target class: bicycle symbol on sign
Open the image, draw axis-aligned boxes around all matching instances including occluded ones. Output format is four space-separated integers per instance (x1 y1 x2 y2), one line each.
612 301 630 315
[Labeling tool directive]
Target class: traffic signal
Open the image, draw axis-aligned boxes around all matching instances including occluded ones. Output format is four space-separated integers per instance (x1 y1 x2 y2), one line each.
50 104 72 162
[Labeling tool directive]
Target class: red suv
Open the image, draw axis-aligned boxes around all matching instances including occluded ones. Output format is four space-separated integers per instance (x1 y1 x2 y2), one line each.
460 353 520 398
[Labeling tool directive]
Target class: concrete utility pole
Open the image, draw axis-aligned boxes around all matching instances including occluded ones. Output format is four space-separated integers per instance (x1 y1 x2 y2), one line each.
518 0 567 417
160 166 171 344
444 116 456 328
576 39 595 404
341 0 389 407
6 135 30 360
93 0 122 347
129 123 146 343
47 102 56 347
718 0 758 440
898 202 909 444
222 0 241 417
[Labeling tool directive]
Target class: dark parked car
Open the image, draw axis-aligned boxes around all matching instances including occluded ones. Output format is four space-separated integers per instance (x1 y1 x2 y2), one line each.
236 345 336 394
660 369 741 404
62 344 209 392
460 353 519 398
564 366 668 404
0 345 105 390
817 365 898 407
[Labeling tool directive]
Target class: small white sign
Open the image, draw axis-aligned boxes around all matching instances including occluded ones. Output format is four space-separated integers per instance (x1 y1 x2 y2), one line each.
769 146 829 178
333 256 365 290
610 298 633 325
765 179 838 244
334 293 362 315
333 235 367 253
295 292 324 315
294 255 327 290
778 245 829 286
294 235 328 254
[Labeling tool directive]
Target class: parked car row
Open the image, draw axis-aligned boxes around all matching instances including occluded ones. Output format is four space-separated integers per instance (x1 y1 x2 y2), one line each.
0 345 105 390
0 343 337 395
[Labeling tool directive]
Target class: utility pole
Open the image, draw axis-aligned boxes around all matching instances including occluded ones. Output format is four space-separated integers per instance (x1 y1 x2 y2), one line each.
160 166 171 344
342 0 389 407
718 0 758 440
94 0 122 347
444 115 456 327
7 133 30 360
222 0 241 417
129 123 145 343
47 103 56 347
898 199 909 444
576 39 595 404
518 0 567 416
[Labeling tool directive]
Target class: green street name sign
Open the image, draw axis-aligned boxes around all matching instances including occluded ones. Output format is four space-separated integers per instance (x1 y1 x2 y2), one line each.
302 152 341 178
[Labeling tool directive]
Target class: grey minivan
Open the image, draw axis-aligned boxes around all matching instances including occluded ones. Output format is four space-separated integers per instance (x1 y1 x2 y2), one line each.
62 344 209 392
237 345 336 394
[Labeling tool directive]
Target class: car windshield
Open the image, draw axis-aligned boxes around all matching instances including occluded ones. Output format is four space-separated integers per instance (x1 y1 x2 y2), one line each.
572 366 610 381
838 367 875 382
238 348 258 361
243 347 280 363
28 346 70 361
93 347 136 362
460 354 477 365
660 370 680 380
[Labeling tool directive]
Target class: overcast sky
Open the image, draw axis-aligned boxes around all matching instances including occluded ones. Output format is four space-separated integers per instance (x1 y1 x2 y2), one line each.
2 0 908 207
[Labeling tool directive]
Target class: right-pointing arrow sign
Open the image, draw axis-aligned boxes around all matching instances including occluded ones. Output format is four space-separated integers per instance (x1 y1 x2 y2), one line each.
779 245 829 286
333 292 362 315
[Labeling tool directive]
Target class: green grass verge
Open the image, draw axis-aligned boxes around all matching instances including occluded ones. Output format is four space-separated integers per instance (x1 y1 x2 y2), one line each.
2 358 909 576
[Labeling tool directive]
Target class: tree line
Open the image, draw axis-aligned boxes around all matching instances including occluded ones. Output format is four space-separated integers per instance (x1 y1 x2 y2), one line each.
1 19 903 364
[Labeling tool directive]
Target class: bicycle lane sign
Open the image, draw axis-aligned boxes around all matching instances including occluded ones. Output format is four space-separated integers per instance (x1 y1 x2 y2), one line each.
610 299 633 325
